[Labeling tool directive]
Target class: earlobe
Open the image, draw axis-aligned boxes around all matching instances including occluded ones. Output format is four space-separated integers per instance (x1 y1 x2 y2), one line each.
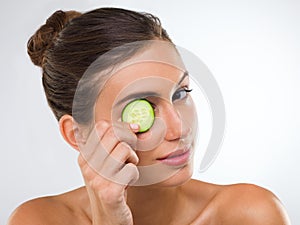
59 114 80 151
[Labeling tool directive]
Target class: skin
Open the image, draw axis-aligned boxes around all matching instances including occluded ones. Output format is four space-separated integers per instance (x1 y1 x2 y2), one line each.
8 46 290 225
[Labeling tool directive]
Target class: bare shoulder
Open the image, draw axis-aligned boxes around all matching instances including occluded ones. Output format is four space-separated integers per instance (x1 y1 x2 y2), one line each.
214 183 291 225
7 188 87 225
7 196 74 225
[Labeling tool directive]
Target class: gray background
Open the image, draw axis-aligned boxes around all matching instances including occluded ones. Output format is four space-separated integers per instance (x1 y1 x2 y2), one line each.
1 0 299 224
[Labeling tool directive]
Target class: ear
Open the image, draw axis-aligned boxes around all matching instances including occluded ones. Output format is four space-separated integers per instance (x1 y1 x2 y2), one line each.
59 114 81 151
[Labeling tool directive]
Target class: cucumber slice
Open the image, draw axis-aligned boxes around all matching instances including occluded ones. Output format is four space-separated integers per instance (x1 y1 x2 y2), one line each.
121 99 155 132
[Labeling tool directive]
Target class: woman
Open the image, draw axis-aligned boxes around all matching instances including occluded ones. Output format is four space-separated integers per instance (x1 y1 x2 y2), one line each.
8 7 290 225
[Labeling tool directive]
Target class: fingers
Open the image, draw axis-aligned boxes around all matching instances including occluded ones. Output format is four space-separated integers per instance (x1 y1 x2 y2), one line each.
108 142 139 168
101 142 139 176
115 163 139 185
78 120 140 186
100 122 138 151
77 120 110 159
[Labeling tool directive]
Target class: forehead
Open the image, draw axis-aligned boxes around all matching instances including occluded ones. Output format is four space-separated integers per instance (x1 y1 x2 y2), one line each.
94 41 188 115
95 62 187 115
98 62 186 106
106 61 185 90
101 40 186 90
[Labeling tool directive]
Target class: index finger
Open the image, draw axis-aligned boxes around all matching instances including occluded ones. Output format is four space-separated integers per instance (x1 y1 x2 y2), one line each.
77 120 110 151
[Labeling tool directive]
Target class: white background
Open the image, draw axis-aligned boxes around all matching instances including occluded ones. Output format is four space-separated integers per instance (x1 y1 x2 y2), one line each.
1 0 299 224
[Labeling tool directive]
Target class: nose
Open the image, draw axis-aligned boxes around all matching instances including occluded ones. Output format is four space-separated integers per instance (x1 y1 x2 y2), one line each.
160 102 190 141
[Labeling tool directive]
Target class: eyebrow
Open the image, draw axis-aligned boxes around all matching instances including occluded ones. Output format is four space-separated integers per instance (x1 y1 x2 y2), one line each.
177 71 189 86
115 71 189 106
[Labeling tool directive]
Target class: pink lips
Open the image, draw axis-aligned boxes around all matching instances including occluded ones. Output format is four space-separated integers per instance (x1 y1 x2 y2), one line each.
157 148 191 166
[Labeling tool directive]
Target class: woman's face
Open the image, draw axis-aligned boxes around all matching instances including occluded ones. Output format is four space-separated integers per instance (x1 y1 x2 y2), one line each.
93 45 198 187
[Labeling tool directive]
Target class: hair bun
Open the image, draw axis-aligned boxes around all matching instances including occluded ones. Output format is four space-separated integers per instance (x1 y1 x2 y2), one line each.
27 10 81 67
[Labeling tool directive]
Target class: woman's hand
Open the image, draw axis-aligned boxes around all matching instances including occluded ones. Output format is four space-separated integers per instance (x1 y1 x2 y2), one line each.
77 120 140 225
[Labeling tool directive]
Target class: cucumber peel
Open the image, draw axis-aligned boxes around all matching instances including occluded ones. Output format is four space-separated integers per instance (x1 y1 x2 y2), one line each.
121 99 155 132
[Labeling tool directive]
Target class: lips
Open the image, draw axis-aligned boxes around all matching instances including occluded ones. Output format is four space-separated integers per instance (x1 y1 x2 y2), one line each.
157 146 192 166
157 149 188 160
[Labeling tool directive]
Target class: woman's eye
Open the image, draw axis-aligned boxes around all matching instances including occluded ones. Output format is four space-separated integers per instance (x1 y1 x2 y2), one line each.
148 101 157 110
172 88 192 102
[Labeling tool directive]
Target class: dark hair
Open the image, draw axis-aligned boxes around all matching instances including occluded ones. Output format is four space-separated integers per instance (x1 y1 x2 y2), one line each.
27 7 172 123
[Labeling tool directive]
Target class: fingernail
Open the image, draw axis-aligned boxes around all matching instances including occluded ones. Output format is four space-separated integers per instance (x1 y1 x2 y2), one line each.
129 123 139 130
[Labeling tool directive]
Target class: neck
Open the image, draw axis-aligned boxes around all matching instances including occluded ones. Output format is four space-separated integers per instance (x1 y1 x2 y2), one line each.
126 185 184 225
80 183 189 225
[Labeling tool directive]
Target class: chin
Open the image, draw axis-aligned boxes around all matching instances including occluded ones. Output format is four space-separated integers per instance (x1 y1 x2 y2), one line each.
156 162 194 187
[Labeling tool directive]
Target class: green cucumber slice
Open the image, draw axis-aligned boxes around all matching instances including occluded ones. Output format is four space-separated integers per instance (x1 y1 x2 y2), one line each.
121 99 155 132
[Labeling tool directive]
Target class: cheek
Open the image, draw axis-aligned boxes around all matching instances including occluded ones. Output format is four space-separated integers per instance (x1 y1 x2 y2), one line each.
135 151 155 166
174 96 198 133
94 96 115 122
135 97 197 150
